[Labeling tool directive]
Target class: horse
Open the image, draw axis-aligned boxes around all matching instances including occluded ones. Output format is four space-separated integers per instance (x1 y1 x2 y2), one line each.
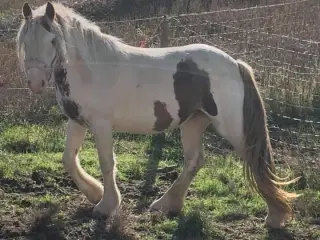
16 1 300 229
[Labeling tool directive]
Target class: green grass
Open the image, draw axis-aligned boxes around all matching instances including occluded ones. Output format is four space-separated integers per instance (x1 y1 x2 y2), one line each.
1 0 319 238
0 122 319 240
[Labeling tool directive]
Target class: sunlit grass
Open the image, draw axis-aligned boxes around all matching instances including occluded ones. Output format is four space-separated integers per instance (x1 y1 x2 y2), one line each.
0 123 319 239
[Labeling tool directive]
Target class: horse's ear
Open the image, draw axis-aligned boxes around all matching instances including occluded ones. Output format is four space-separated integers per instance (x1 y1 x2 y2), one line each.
45 2 55 21
22 2 32 20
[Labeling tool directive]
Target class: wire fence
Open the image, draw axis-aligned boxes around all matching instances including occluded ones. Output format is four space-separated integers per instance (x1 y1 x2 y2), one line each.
0 0 319 156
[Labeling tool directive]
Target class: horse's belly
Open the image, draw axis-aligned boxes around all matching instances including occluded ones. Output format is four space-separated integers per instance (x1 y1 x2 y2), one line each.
112 116 156 133
112 90 181 134
112 107 180 134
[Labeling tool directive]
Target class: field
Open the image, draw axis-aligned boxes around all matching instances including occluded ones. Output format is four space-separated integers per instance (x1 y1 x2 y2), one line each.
0 122 319 240
1 0 320 239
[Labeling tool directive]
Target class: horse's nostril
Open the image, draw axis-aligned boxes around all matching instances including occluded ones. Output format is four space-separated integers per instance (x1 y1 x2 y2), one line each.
41 80 45 87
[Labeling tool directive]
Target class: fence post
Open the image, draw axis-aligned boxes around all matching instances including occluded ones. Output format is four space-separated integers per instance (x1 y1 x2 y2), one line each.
184 0 192 13
156 16 169 143
143 16 170 191
160 15 169 48
153 15 169 149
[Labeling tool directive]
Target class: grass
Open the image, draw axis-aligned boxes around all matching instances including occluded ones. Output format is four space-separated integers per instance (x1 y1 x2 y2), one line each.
0 0 320 239
0 122 320 239
1 0 319 147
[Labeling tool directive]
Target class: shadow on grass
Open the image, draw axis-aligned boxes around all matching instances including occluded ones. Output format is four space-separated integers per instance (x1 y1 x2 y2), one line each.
135 133 166 211
143 133 166 189
265 228 295 240
71 205 94 223
215 212 249 222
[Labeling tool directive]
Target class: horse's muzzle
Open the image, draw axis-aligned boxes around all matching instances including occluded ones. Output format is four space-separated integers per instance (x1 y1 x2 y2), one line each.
26 68 47 94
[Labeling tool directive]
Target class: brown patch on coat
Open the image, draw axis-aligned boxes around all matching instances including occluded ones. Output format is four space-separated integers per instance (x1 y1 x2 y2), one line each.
61 99 88 127
173 57 218 124
153 101 173 131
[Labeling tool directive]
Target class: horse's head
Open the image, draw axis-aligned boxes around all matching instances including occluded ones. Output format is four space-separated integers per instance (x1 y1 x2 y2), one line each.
17 2 63 94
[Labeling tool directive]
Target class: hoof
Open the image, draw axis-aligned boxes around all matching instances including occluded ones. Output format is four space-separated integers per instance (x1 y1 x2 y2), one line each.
265 219 286 229
92 204 118 219
149 197 183 216
265 213 288 229
92 207 108 219
92 196 121 219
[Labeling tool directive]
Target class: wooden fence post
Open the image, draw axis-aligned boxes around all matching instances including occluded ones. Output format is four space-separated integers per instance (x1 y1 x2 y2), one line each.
143 16 170 190
156 16 169 143
153 15 169 148
160 15 169 48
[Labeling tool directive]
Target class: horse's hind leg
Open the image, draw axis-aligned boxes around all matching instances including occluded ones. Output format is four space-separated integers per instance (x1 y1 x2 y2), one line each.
63 119 103 204
149 111 211 214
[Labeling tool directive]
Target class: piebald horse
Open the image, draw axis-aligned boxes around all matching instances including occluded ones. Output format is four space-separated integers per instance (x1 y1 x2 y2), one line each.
16 1 299 229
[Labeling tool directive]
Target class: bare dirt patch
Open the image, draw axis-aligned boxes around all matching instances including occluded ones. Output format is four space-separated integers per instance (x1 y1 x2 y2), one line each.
0 169 177 240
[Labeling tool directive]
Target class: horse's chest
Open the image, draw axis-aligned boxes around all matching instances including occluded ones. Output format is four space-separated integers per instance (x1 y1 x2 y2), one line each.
54 67 88 127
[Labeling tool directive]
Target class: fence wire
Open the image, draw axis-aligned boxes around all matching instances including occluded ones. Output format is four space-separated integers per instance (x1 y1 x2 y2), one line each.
0 0 319 156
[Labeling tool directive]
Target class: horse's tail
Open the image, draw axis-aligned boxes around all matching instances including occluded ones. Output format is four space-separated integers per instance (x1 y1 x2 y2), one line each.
236 59 300 226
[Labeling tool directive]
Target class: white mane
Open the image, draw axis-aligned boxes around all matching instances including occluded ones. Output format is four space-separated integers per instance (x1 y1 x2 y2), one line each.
16 2 127 73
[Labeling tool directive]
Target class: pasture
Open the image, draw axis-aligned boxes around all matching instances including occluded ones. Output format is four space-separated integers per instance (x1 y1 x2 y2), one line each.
0 0 320 239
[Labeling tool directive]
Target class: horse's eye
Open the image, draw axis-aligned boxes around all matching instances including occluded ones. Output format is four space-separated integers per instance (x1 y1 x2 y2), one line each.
51 38 56 45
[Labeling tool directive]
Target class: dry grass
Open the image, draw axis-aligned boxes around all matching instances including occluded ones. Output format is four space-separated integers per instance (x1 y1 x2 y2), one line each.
1 0 319 151
0 2 319 238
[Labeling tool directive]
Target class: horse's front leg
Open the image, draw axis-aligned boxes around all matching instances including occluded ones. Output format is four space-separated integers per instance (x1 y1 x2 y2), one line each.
63 119 104 204
90 119 121 216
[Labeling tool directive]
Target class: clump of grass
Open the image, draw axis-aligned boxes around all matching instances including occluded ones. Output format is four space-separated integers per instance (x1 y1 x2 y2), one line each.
105 207 139 240
173 210 225 240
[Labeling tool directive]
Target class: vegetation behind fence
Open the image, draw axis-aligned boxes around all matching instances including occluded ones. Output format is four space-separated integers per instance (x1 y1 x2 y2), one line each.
1 1 320 239
0 0 319 156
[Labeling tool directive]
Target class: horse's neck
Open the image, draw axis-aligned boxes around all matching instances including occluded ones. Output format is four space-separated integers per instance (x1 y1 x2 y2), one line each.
58 30 103 87
67 27 122 65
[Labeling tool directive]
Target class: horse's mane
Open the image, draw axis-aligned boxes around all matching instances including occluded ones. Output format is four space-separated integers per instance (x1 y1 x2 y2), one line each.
16 2 126 73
